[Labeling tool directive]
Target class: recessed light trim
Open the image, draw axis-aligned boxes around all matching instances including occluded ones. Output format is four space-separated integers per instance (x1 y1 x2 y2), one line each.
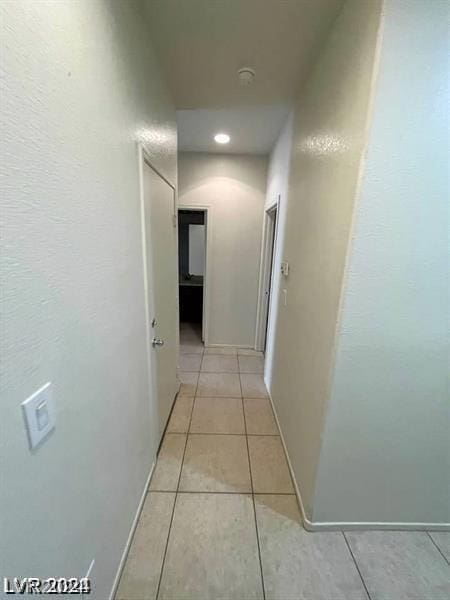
214 133 230 144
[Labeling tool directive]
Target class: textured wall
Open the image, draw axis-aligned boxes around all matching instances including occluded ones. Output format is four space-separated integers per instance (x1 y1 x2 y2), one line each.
0 1 176 597
263 113 294 389
269 0 383 518
314 0 450 524
178 153 267 347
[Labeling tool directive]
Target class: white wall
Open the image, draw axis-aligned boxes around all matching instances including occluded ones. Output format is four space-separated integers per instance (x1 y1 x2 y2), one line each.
178 153 267 347
189 225 205 275
268 0 383 519
0 1 176 597
313 0 450 525
263 113 294 388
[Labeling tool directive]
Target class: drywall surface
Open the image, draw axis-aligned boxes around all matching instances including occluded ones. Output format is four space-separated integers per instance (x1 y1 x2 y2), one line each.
0 1 176 597
178 153 267 346
314 0 450 524
189 225 205 275
263 113 294 389
269 0 383 518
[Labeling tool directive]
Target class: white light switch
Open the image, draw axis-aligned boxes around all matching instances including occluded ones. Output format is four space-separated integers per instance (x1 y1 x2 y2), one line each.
281 261 289 277
22 382 55 450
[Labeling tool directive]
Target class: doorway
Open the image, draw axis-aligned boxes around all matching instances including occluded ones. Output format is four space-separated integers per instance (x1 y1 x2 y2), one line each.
177 208 208 346
256 202 279 353
140 152 179 443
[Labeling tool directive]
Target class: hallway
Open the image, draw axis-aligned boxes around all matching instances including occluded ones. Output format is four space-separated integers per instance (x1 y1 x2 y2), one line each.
115 325 450 600
2 1 449 598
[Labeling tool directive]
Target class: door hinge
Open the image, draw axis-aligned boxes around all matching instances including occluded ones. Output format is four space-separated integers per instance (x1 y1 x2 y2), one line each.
172 214 177 228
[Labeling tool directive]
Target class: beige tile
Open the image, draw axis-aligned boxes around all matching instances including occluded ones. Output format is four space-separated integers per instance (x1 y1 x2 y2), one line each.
197 372 241 397
167 396 194 433
149 433 186 491
115 492 175 600
346 531 450 600
180 343 203 354
248 436 294 493
190 397 245 434
239 355 264 374
238 348 264 357
178 353 202 372
178 371 198 395
244 398 278 435
429 531 450 562
158 493 263 600
254 495 368 600
204 345 237 355
240 373 268 398
179 434 251 492
201 354 239 373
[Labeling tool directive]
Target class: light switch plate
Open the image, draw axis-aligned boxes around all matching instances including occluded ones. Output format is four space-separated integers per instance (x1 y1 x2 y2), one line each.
281 261 289 277
22 382 55 450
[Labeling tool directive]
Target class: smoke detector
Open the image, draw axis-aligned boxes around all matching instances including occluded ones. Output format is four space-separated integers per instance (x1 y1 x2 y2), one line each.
238 67 256 87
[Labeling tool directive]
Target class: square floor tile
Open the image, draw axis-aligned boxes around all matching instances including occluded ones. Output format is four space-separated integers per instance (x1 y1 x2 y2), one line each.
240 374 268 398
149 433 186 491
190 397 245 434
238 348 264 357
178 371 198 395
346 531 450 600
429 532 450 563
197 372 241 397
248 436 293 493
116 492 175 600
158 493 263 600
179 434 251 492
201 354 239 373
254 495 368 600
180 343 204 355
179 353 202 372
204 346 238 355
244 398 278 435
238 355 264 374
167 396 194 433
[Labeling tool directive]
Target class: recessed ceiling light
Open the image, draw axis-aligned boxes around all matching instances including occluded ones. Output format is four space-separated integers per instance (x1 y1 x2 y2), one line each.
214 133 230 144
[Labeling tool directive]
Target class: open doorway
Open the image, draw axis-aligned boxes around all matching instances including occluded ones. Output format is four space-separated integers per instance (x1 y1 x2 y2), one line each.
178 208 208 346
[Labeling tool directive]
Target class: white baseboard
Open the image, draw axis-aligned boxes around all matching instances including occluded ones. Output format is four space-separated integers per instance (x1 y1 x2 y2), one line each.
109 461 155 600
265 382 450 533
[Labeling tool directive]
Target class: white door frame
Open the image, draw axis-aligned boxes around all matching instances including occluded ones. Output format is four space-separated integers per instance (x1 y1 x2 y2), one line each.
137 142 177 455
177 204 212 346
255 198 279 352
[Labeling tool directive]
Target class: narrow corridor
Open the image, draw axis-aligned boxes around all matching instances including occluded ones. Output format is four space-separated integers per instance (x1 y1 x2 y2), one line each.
115 324 449 600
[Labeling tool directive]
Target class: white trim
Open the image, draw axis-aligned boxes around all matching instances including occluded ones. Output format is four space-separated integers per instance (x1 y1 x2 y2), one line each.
109 461 156 600
266 387 450 532
177 204 212 346
255 200 279 351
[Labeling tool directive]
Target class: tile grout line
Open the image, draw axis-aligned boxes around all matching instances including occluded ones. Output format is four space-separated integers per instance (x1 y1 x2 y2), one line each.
426 531 450 565
182 431 280 437
155 363 198 599
342 532 372 600
149 489 298 496
240 373 267 600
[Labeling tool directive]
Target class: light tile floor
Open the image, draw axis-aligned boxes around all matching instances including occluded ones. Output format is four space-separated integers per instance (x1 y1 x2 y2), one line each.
116 324 450 600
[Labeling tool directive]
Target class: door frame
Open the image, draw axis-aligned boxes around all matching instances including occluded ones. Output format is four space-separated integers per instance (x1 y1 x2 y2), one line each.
177 204 212 346
255 198 279 352
137 143 177 455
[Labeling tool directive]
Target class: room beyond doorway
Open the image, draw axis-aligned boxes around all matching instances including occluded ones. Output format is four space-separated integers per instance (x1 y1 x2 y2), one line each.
178 208 208 344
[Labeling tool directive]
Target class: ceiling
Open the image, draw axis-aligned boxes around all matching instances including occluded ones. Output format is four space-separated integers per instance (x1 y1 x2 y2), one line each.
177 106 290 154
144 0 342 153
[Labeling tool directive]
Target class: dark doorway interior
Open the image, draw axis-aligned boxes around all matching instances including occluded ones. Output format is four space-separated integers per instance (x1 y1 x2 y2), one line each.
178 210 205 332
